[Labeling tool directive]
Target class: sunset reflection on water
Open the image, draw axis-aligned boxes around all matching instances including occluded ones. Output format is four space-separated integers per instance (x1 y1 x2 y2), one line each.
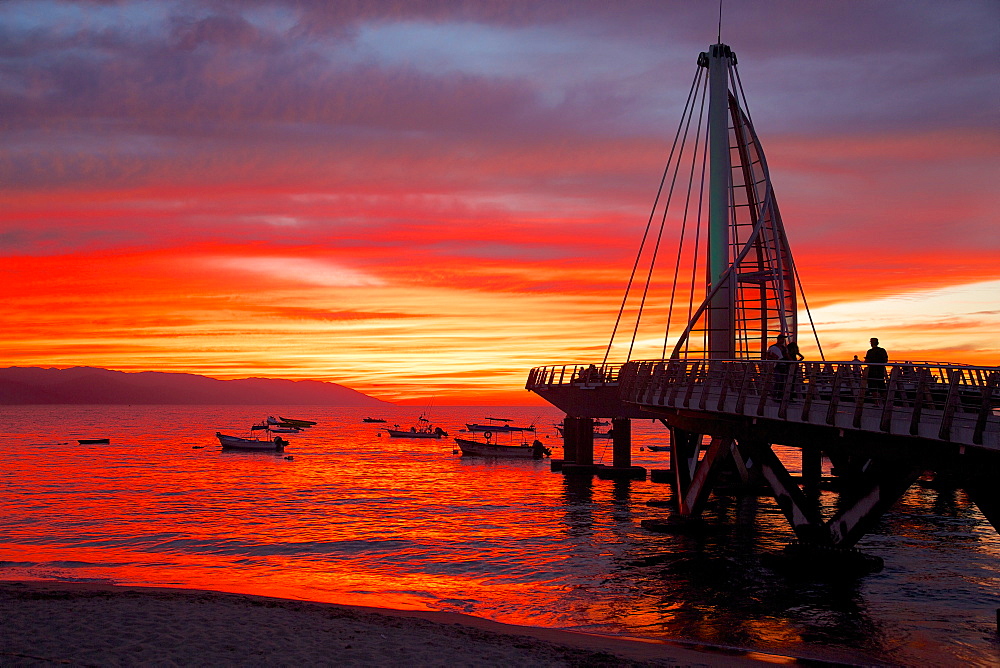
1 404 996 665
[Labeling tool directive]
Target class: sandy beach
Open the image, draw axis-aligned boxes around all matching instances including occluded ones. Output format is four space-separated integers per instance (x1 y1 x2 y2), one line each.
0 580 788 666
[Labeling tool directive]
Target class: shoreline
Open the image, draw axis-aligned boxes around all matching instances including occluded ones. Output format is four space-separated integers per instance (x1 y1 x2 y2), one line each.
0 580 799 666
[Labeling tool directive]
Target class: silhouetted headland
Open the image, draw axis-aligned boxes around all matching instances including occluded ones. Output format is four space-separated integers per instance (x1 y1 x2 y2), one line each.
0 366 392 406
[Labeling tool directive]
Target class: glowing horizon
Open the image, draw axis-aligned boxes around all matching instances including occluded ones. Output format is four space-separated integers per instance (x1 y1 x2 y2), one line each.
2 1 997 404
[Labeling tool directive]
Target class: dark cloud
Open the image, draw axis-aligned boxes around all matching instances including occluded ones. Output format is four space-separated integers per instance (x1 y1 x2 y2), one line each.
1 0 996 264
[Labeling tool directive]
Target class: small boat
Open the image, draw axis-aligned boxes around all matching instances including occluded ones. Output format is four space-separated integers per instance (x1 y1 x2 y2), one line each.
465 417 536 433
386 413 448 438
268 424 301 433
255 421 300 434
454 436 551 459
362 417 387 423
278 416 317 427
77 438 110 444
267 416 309 429
646 445 670 452
386 425 448 439
216 432 287 451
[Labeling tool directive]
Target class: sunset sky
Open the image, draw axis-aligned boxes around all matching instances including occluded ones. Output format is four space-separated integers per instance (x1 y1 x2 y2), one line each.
2 0 998 404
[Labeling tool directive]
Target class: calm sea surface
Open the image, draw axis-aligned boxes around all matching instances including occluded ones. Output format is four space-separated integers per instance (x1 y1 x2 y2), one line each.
1 405 997 665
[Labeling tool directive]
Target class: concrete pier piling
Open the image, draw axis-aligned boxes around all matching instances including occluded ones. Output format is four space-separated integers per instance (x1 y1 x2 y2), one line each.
611 418 631 468
561 417 578 464
575 417 594 466
557 415 644 479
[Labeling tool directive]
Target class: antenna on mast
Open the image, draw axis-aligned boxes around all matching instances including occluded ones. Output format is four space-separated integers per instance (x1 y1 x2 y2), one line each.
717 0 723 43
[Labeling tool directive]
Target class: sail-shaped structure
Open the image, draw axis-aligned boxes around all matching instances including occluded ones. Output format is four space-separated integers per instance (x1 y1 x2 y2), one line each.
525 42 1000 556
681 43 798 360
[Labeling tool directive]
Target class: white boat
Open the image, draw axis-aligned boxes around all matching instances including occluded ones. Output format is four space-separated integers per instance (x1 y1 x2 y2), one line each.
255 421 299 434
386 414 448 439
216 432 288 451
278 416 316 427
454 436 550 459
267 416 306 430
465 417 536 433
386 426 448 439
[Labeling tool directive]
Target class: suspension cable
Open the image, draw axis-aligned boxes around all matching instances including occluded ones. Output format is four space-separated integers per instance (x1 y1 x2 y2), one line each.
603 68 702 366
627 68 706 361
662 72 708 359
794 266 826 361
686 141 708 359
610 56 822 364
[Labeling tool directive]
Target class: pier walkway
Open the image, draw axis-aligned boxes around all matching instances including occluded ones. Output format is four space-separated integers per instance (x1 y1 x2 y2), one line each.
527 359 999 546
529 360 998 449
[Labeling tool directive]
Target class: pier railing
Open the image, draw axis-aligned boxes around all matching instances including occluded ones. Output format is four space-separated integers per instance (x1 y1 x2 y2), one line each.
525 363 626 389
617 359 1000 449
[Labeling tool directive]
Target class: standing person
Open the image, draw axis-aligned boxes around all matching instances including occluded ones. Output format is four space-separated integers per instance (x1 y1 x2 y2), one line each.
766 334 790 399
864 337 889 400
785 341 804 399
766 334 788 360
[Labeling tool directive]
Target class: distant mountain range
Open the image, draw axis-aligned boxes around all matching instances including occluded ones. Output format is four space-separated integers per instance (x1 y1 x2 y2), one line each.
0 367 392 406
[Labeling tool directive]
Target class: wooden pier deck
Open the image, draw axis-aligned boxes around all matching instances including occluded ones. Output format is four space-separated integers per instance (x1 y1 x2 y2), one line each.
527 359 999 547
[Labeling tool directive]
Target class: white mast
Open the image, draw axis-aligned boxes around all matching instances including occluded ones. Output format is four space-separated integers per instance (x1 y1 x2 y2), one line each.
704 43 736 359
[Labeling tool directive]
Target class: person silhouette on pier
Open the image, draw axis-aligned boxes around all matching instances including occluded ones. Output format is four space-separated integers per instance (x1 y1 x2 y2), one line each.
766 334 788 361
864 337 889 400
766 334 790 399
785 341 804 398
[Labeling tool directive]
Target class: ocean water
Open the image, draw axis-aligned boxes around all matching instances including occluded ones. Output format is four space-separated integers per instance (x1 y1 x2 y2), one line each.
0 404 997 665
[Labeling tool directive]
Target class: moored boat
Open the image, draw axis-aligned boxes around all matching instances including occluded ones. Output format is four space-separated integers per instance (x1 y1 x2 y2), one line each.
387 425 448 439
268 416 310 430
386 413 447 439
257 420 300 433
455 436 550 459
78 438 110 444
465 417 535 433
278 416 316 427
216 432 287 451
362 417 387 423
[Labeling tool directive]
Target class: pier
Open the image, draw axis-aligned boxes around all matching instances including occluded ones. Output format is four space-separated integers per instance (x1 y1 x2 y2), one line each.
528 359 999 547
524 41 999 559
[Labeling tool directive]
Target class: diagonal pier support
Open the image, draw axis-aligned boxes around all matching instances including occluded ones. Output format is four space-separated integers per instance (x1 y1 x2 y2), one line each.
739 438 827 543
825 460 924 546
663 429 947 549
671 432 736 516
958 449 1000 531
